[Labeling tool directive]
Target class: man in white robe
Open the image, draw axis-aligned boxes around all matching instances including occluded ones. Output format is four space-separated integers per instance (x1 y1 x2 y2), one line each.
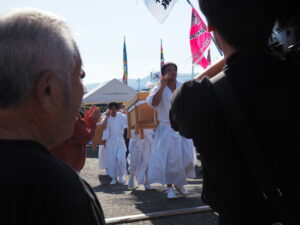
127 129 154 190
101 102 128 184
146 62 196 199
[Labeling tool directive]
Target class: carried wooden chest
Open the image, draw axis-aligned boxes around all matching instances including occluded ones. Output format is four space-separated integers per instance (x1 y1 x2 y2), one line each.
125 91 158 139
91 123 106 150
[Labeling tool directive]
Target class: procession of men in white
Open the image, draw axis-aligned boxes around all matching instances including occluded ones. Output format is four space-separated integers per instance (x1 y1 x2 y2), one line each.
98 63 196 199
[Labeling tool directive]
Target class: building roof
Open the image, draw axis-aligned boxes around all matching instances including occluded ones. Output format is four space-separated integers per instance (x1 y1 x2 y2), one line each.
83 79 137 105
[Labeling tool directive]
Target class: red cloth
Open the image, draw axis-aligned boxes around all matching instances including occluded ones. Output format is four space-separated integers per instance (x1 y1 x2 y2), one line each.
50 114 97 172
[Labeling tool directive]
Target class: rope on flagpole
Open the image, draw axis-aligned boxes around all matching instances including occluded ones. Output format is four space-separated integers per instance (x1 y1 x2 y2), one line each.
211 36 223 56
186 0 194 8
178 55 194 73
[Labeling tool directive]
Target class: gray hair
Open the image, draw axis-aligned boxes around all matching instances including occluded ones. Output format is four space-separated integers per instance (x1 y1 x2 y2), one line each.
0 8 81 108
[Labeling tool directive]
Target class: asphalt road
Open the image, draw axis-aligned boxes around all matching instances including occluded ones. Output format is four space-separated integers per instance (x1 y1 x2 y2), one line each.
81 146 218 225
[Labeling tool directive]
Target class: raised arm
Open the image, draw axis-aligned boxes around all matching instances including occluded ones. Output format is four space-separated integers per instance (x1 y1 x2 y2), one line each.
72 106 101 144
151 85 165 107
151 74 169 107
101 109 110 130
82 106 101 141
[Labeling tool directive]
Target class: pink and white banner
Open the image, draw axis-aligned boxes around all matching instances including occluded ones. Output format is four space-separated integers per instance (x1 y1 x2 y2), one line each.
190 8 212 69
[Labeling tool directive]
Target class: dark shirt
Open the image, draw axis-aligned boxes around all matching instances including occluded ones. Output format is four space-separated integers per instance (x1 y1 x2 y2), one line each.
170 50 300 225
0 139 106 225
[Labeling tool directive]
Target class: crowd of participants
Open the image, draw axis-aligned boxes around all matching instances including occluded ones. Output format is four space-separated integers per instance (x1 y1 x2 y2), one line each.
61 62 198 200
95 62 197 199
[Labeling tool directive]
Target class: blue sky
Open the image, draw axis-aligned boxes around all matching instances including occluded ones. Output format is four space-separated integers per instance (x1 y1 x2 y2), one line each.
1 0 222 85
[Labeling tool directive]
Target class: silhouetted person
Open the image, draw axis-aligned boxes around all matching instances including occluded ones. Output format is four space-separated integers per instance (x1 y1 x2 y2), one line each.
170 0 299 224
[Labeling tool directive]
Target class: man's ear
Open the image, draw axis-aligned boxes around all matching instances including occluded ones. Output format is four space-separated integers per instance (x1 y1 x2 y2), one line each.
34 73 64 113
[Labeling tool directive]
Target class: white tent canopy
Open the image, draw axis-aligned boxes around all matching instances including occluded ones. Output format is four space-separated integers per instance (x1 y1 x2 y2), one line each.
83 79 137 105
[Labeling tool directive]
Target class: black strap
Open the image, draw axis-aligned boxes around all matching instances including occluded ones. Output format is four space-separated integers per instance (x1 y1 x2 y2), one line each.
211 72 296 225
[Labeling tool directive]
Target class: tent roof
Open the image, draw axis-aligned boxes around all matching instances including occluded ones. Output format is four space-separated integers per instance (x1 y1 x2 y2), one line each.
83 79 137 104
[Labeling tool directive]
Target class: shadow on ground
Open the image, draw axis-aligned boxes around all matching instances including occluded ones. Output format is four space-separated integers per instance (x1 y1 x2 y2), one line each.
86 145 99 158
83 146 218 225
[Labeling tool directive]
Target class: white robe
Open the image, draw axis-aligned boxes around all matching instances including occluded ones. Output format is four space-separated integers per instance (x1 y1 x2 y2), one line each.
98 145 107 170
97 121 107 170
146 82 196 186
101 112 128 178
128 129 153 185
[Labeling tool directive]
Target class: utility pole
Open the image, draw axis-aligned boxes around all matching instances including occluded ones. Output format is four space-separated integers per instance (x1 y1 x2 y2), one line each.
137 78 141 91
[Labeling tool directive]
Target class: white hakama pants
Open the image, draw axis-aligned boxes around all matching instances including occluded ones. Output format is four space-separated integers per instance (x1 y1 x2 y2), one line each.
106 136 127 178
128 129 153 185
147 124 196 186
98 145 107 170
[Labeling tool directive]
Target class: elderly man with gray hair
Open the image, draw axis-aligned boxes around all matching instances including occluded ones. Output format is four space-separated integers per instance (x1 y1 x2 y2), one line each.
0 9 105 225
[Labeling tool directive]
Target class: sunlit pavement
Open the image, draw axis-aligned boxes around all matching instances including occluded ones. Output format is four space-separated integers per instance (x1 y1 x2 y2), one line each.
81 146 218 225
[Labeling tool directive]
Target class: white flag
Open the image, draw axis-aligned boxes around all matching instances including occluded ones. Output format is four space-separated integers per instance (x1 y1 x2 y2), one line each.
144 0 179 24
